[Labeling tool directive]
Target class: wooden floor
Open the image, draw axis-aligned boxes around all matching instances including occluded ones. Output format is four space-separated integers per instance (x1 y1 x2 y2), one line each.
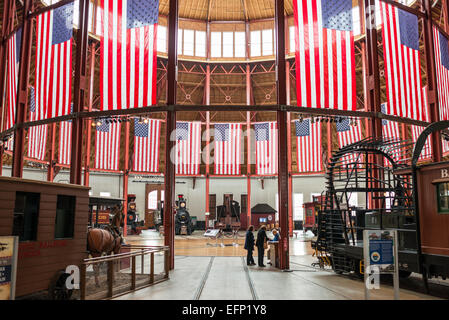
125 230 314 257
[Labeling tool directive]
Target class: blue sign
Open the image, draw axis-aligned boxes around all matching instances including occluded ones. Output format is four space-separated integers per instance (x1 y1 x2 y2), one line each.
369 239 393 265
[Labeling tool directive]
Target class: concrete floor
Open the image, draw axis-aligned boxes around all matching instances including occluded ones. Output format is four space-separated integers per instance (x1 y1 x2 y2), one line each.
115 230 443 300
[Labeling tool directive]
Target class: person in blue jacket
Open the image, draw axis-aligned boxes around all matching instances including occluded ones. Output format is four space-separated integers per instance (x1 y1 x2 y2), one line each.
244 225 256 266
272 229 280 242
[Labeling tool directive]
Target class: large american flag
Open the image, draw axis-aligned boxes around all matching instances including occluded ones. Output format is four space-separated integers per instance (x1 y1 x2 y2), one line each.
214 123 242 175
336 117 362 165
35 3 73 120
100 0 159 110
5 28 21 131
380 1 424 121
293 0 356 110
95 120 121 171
133 118 161 172
27 88 48 161
58 120 72 165
433 26 449 121
412 87 432 161
381 103 401 165
295 119 322 173
254 122 278 175
175 122 201 175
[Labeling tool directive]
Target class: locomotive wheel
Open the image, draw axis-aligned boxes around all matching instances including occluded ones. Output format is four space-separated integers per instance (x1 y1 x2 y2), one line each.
48 270 73 300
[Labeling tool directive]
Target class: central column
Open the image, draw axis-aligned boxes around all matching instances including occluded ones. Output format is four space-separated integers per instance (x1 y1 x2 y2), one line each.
164 0 178 270
275 0 289 270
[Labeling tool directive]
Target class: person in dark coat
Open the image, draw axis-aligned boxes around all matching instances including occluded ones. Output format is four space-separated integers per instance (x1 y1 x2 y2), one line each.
256 225 268 267
244 225 256 266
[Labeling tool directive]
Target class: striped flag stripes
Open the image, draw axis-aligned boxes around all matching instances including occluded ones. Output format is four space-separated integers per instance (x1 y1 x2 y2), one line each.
95 120 121 171
295 119 322 173
175 122 201 175
214 123 242 175
254 122 278 175
133 118 161 172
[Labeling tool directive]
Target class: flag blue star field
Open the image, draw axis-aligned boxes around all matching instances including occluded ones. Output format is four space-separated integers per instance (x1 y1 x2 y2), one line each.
35 2 73 120
336 117 362 166
293 0 356 110
101 0 159 110
95 119 121 171
28 87 48 161
175 122 201 175
295 119 322 173
133 118 161 172
254 122 278 175
214 123 242 175
380 1 424 121
5 28 21 131
433 26 449 121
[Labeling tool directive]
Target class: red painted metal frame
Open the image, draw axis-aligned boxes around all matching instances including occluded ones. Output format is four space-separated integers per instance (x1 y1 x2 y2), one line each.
164 0 178 270
275 0 289 270
12 0 34 178
286 60 293 235
422 0 443 162
70 0 90 184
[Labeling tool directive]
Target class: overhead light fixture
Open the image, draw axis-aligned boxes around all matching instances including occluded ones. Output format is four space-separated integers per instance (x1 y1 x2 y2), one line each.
143 118 149 124
96 119 102 126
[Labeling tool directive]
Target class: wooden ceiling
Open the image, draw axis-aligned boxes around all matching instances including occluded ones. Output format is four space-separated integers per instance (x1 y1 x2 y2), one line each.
159 0 295 21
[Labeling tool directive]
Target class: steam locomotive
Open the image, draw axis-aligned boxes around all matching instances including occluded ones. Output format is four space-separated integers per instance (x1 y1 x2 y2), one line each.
175 195 194 235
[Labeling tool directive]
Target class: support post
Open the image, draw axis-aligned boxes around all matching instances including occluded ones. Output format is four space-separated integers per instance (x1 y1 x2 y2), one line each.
286 60 293 235
422 0 443 162
205 36 211 229
164 0 178 270
47 123 56 181
70 0 90 184
123 120 130 237
246 64 252 228
12 0 34 178
275 0 289 270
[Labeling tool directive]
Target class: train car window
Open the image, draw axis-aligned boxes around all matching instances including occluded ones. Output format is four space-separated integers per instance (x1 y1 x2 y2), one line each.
12 192 40 241
55 195 76 239
437 182 449 214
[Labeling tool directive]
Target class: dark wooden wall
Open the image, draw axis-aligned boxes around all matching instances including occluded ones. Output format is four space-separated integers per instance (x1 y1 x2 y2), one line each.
0 177 90 297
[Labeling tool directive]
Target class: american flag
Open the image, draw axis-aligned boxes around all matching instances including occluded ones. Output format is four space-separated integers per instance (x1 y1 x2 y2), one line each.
35 3 73 120
58 120 72 165
175 122 201 175
381 103 400 140
100 0 159 110
95 120 121 171
412 87 432 161
336 117 362 165
27 87 48 161
214 123 242 175
295 119 322 173
133 118 161 172
5 28 21 130
254 122 278 175
380 1 424 121
293 0 356 110
433 26 449 121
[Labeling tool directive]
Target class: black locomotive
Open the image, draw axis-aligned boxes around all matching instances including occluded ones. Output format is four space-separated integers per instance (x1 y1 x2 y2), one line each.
175 194 194 235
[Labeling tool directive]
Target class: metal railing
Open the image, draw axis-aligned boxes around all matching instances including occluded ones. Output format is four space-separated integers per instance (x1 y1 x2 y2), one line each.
80 245 170 300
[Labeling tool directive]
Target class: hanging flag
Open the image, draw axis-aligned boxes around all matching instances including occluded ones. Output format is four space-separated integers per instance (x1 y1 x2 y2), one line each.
336 117 362 165
95 120 121 171
293 0 356 110
133 118 161 172
214 123 242 175
27 88 48 161
380 1 424 120
295 119 322 173
411 87 432 161
35 3 73 120
100 0 159 110
5 28 21 130
175 122 201 175
254 122 278 175
432 26 449 121
381 103 400 140
58 120 72 165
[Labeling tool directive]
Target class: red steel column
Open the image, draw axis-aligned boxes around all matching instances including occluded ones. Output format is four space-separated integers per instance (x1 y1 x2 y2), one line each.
246 65 252 228
286 60 293 235
0 0 15 176
70 0 90 184
12 0 34 178
123 120 130 237
164 0 178 270
84 43 96 187
422 0 443 162
275 0 289 270
205 22 211 230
